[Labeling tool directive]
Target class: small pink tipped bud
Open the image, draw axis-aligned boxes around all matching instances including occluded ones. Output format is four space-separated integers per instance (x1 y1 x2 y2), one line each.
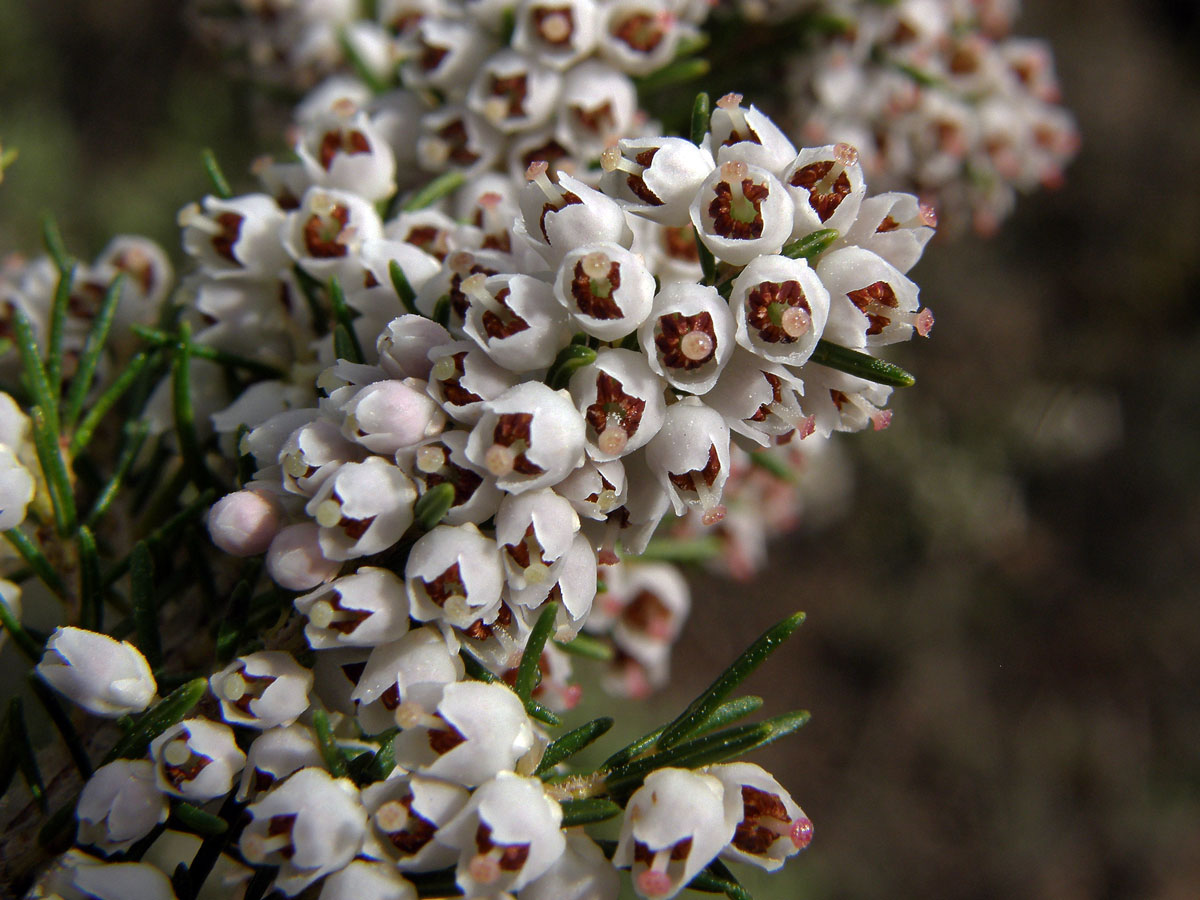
870 409 893 431
468 854 502 885
791 816 814 850
637 870 675 897
598 548 620 567
563 683 583 709
915 307 934 337
208 490 283 557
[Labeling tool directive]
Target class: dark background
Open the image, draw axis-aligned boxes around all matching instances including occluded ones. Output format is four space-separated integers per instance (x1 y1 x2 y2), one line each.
1 1 1197 898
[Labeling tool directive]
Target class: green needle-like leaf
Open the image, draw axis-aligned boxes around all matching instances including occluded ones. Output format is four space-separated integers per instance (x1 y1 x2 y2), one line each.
328 277 365 363
172 323 213 491
808 339 916 388
12 307 59 429
634 57 711 92
536 717 614 775
292 264 330 335
459 649 560 725
77 525 103 631
781 227 839 262
688 867 754 900
104 678 208 763
131 542 161 670
9 699 47 810
388 259 419 315
528 699 561 727
656 611 805 750
747 450 797 482
29 675 93 779
600 725 665 772
30 406 77 535
338 29 390 93
173 802 229 836
45 262 75 394
635 535 723 565
70 351 157 457
367 729 399 782
691 91 712 146
560 797 622 827
414 482 455 531
3 530 67 601
214 577 253 664
515 603 558 701
201 148 234 199
63 273 124 431
553 633 614 661
402 170 466 212
0 584 45 662
693 695 764 735
132 326 285 378
41 213 72 275
313 709 349 777
432 294 451 328
695 227 717 286
545 342 597 391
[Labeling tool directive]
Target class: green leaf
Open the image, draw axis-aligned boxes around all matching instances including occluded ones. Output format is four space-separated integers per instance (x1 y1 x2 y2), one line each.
29 675 93 779
293 264 330 335
63 273 124 431
70 351 158 457
11 307 59 430
388 259 419 315
431 295 451 328
690 91 712 146
781 228 839 262
77 525 103 631
459 648 561 726
515 603 558 702
84 419 150 524
30 406 77 535
8 699 47 810
328 276 365 363
2 529 67 601
747 450 797 482
414 482 455 531
103 678 208 764
41 212 73 275
172 802 229 836
132 326 286 378
657 611 805 750
242 867 277 900
367 729 399 782
693 695 765 736
172 322 213 491
553 632 614 661
0 703 17 799
599 724 665 772
633 57 711 92
635 535 723 565
527 698 561 727
0 584 43 662
402 170 466 212
201 148 234 199
131 542 162 670
560 797 622 827
338 28 390 93
545 342 597 391
808 339 915 388
536 717 614 775
313 709 349 777
688 866 755 900
214 577 254 664
45 262 75 395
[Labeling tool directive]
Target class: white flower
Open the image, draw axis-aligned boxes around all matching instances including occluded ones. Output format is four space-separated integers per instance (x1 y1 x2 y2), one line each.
782 143 867 237
179 193 289 279
351 626 464 734
437 771 565 895
638 282 734 395
513 0 601 70
730 254 829 366
362 773 469 871
816 246 931 348
0 442 34 531
601 137 715 227
613 768 740 899
340 378 446 455
37 628 157 718
553 243 656 341
297 110 398 204
306 456 418 560
709 93 797 173
319 858 417 900
520 829 621 900
240 767 368 896
207 489 285 557
150 718 246 802
237 724 325 802
266 522 342 591
296 567 411 649
466 50 562 133
210 651 315 729
690 160 794 267
461 272 573 371
519 164 633 266
29 850 176 900
405 523 504 631
494 488 579 597
76 760 168 855
569 349 666 461
705 762 813 871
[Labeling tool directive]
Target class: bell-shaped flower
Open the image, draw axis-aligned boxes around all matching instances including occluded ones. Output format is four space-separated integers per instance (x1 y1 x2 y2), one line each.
639 282 734 395
706 762 812 871
613 768 740 899
297 109 397 204
519 163 632 266
569 349 666 461
362 773 469 871
520 829 621 900
438 771 565 895
705 351 809 446
296 567 411 649
609 561 690 667
556 61 637 159
461 272 573 372
37 628 156 718
690 160 794 266
600 0 688 76
799 365 894 437
76 760 168 855
601 137 714 227
495 488 579 599
31 850 176 900
467 50 562 134
179 193 289 280
402 18 495 93
391 681 535 786
426 339 518 424
782 143 867 238
351 626 464 734
240 767 368 897
150 718 246 802
816 246 931 348
210 651 314 729
340 378 446 455
417 106 503 178
319 859 417 900
708 93 797 174
237 724 325 802
0 443 34 531
377 315 453 381
406 522 504 630
644 397 731 523
284 187 383 284
837 191 936 274
465 382 586 494
731 255 830 366
553 243 655 341
410 431 504 527
555 457 627 522
207 489 285 557
306 457 417 560
279 417 368 496
513 0 600 69
266 522 342 591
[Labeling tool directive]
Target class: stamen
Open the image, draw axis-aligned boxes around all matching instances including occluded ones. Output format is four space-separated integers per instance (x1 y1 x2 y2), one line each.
221 672 247 702
448 251 476 275
524 561 550 584
716 92 750 139
689 473 726 525
581 251 611 280
431 356 458 381
310 192 335 216
282 451 309 478
242 832 293 862
597 421 629 456
394 700 440 730
482 97 510 126
791 816 814 849
915 307 934 337
539 11 572 43
177 204 221 233
597 489 619 511
525 161 563 204
443 594 471 621
833 142 859 166
307 599 336 629
468 852 502 885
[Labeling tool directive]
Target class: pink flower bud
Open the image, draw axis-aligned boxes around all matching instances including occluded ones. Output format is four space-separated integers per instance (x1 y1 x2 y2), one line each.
208 489 284 556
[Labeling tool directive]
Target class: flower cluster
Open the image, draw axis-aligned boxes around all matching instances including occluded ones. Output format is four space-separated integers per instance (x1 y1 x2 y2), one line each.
778 0 1079 233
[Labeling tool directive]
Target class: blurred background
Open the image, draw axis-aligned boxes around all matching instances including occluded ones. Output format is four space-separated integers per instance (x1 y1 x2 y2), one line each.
1 1 1197 898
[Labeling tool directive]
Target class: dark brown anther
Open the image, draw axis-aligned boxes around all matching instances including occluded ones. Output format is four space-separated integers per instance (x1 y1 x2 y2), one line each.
789 161 851 222
302 203 350 258
585 371 646 437
571 259 624 319
708 179 770 239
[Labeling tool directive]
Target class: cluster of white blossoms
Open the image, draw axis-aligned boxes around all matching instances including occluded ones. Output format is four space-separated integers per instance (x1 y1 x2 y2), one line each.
192 0 712 187
0 391 36 535
777 0 1079 233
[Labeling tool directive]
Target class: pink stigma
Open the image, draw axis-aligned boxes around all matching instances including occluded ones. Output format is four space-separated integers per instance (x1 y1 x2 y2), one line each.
468 854 501 884
870 410 893 431
637 870 675 897
798 415 816 440
915 307 935 337
918 203 938 228
563 684 583 709
791 816 814 850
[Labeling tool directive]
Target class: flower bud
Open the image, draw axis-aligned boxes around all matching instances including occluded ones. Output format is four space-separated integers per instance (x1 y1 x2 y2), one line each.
37 628 156 718
208 489 285 557
266 522 341 591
